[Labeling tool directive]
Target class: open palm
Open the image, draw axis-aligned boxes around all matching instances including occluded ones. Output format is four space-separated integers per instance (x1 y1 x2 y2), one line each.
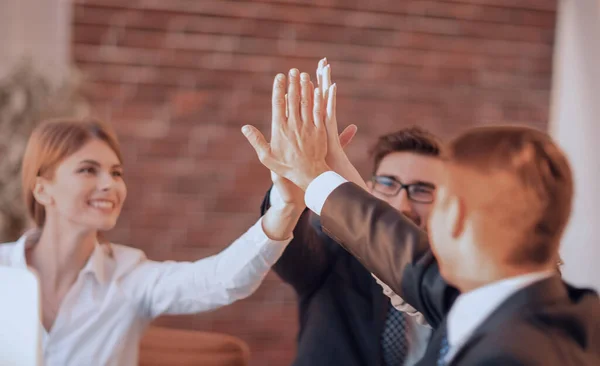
273 59 356 207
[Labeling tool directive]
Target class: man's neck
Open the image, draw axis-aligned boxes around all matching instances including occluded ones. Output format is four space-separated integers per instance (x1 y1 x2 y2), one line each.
457 263 555 293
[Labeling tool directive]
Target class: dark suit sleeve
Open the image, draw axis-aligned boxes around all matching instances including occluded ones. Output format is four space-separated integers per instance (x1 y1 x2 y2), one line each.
473 356 526 366
261 186 341 297
318 182 459 328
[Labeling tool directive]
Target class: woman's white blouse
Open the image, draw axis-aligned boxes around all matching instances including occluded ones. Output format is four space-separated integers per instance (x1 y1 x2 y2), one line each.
0 218 291 366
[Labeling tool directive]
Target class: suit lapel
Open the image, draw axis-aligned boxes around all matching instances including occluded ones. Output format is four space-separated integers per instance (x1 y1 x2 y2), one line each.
449 276 567 365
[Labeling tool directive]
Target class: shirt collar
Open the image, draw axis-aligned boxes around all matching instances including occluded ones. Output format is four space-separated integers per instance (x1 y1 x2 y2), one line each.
12 233 109 285
10 235 29 269
447 271 554 350
80 243 109 285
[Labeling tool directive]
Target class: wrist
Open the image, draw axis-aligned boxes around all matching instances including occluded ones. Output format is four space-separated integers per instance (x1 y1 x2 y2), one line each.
325 157 367 190
294 161 330 191
261 204 304 241
326 150 351 171
271 202 305 217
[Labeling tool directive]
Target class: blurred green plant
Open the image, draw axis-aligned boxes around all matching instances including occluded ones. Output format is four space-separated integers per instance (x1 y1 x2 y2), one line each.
0 60 89 242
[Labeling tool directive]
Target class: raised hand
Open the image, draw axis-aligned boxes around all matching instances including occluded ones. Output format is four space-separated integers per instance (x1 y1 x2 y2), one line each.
243 69 329 190
271 59 357 207
315 59 367 190
316 58 357 166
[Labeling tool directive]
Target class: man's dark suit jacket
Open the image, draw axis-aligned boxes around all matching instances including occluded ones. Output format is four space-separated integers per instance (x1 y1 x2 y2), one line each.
261 188 392 366
316 182 600 365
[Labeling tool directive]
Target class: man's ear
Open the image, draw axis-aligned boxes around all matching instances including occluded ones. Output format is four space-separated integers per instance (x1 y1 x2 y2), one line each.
446 194 466 239
32 177 54 207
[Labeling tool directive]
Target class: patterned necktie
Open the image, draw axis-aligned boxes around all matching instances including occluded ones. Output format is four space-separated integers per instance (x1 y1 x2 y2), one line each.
437 334 450 366
381 303 408 366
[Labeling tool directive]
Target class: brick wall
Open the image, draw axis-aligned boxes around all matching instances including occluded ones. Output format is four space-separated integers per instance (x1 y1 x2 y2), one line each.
72 1 557 364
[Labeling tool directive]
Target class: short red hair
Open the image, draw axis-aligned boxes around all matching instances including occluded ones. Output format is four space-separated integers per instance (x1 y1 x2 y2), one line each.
447 126 573 266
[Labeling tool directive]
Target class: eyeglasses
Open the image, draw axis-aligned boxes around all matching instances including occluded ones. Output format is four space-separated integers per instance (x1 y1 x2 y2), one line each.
370 175 436 204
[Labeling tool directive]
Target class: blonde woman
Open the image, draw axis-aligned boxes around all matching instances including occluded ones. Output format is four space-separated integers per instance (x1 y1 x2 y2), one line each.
0 117 304 365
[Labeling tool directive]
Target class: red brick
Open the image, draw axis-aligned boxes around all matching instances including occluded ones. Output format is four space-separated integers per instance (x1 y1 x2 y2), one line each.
71 1 555 364
452 1 557 12
74 14 553 58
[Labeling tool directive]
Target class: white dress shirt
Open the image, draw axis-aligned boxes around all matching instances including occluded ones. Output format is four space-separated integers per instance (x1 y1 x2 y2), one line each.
443 271 554 363
0 218 291 366
301 171 431 365
304 171 348 216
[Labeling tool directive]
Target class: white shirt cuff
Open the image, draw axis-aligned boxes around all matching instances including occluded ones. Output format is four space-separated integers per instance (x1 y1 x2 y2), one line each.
304 171 348 215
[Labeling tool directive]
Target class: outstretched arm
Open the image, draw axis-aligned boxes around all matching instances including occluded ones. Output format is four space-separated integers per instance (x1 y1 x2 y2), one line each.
130 204 299 318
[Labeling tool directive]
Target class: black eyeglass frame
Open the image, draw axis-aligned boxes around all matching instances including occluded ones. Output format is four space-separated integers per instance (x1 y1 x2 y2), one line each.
370 175 436 204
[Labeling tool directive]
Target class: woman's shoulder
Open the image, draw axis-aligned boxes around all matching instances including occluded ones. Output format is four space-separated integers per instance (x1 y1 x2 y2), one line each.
105 243 148 264
101 243 172 287
102 243 155 277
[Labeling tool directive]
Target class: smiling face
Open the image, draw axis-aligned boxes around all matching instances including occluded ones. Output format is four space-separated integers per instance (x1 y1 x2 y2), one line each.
35 139 127 232
367 127 444 230
369 151 443 229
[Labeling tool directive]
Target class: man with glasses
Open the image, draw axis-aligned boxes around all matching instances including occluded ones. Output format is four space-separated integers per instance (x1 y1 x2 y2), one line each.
260 127 443 366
